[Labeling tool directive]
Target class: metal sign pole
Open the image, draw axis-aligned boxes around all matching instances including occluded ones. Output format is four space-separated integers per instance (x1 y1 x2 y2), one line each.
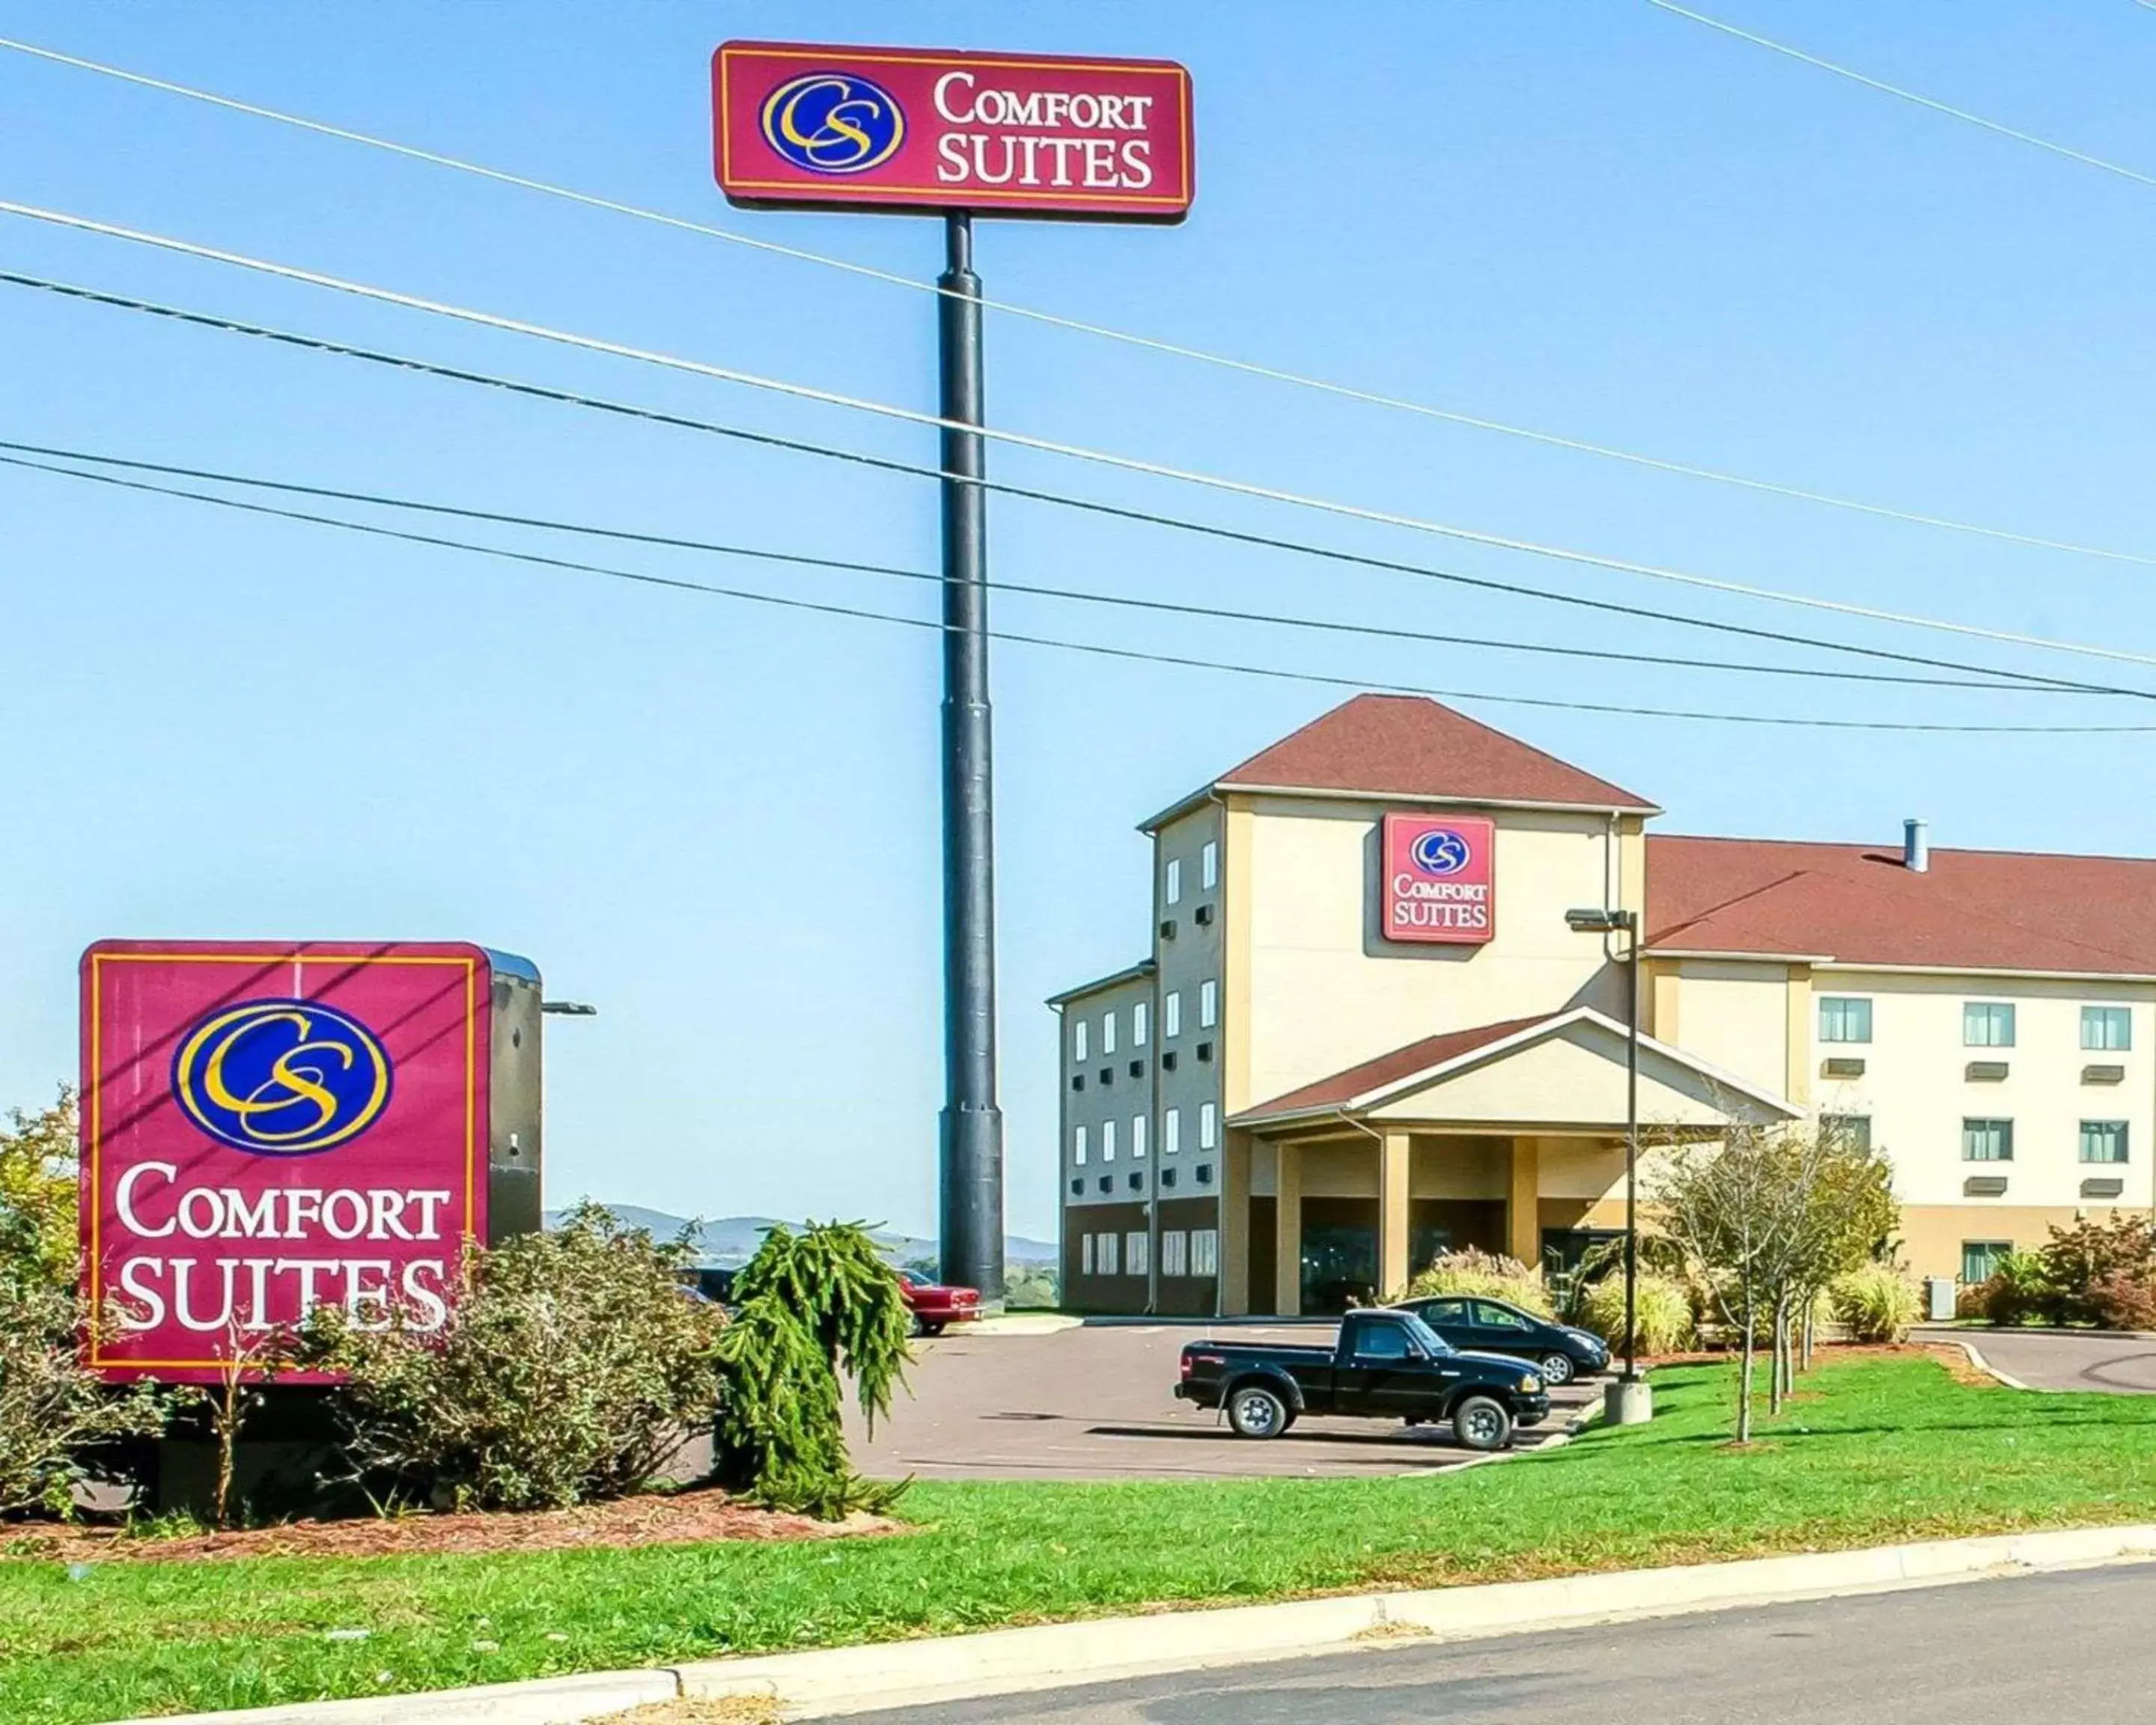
937 210 1005 1304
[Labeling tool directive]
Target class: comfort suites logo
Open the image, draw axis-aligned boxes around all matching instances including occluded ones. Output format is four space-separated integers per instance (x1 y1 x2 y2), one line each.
1383 815 1496 946
171 998 393 1156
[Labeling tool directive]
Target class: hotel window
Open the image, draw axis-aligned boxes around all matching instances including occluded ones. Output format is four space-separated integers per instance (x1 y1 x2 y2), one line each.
1202 839 1219 891
1961 1240 2010 1285
1133 1001 1149 1046
1964 1003 2016 1048
2082 1121 2130 1164
1163 991 1181 1038
1199 1102 1218 1149
1161 1230 1188 1277
1192 1229 1219 1275
1102 1011 1117 1056
1081 1234 1094 1274
1165 857 1182 907
1126 1232 1149 1277
1073 1018 1088 1062
1962 1118 2014 1162
1818 997 1872 1044
1199 979 1218 1028
1097 1232 1118 1276
1103 1120 1118 1162
1074 1125 1088 1166
1132 1114 1148 1159
1820 1114 1872 1152
2083 1006 2133 1052
1163 1107 1181 1154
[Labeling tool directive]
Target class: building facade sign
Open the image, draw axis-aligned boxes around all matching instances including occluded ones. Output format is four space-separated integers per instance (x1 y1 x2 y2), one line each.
713 40 1195 220
1381 814 1496 945
80 941 495 1383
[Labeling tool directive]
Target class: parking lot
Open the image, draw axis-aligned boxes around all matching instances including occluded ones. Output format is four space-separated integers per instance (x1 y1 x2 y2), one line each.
844 1318 1601 1482
1916 1325 2156 1394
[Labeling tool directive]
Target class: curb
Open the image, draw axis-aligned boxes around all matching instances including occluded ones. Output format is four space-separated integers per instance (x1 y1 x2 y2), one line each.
1934 1336 2031 1391
112 1522 2156 1724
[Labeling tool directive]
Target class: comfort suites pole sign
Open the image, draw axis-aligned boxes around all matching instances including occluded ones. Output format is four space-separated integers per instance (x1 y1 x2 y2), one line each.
80 941 498 1383
1383 815 1497 945
713 41 1194 219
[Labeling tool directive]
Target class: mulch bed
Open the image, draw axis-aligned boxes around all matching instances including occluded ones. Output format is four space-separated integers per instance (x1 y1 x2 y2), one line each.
4 1487 902 1565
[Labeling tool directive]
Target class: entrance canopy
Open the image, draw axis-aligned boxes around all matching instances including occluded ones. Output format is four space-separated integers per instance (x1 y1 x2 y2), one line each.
1231 1006 1799 1137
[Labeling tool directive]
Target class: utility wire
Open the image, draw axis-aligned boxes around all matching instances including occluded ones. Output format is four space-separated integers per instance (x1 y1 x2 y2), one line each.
7 449 2149 737
5 198 2152 676
1646 1 2156 192
3 267 2144 703
0 440 2089 698
7 31 2152 575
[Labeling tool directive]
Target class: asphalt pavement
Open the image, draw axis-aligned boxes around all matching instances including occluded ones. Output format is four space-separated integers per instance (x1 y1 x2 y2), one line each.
1917 1324 2156 1393
844 1321 1598 1481
843 1560 2156 1724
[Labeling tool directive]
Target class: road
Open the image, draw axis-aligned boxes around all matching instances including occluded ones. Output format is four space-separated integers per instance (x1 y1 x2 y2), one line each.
1917 1324 2156 1393
842 1320 1598 1481
847 1561 2156 1723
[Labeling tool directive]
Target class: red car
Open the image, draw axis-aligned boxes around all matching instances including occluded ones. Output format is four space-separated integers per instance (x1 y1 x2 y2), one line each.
898 1268 981 1336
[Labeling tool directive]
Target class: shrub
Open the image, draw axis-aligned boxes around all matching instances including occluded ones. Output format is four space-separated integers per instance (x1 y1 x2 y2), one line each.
2041 1214 2156 1326
714 1221 911 1518
1830 1262 1922 1343
1579 1271 1695 1355
1397 1249 1553 1315
2089 1268 2156 1333
1974 1250 2059 1327
0 1091 162 1516
312 1202 728 1512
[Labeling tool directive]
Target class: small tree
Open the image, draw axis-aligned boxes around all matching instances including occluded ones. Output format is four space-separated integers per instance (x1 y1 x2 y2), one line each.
715 1220 911 1517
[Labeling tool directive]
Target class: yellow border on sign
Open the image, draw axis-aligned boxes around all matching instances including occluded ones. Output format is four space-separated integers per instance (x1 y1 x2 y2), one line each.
86 949 479 1372
718 45 1193 209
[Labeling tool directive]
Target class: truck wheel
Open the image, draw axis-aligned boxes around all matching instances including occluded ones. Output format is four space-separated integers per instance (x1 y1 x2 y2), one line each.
1453 1395 1513 1452
1226 1384 1291 1439
1539 1351 1575 1385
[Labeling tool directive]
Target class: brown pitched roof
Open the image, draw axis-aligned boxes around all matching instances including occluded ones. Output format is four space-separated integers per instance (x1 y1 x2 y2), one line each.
1216 694 1657 812
1647 835 2156 977
1234 1012 1556 1122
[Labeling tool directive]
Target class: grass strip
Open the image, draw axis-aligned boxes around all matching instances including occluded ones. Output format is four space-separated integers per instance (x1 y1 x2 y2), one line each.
7 1352 2156 1723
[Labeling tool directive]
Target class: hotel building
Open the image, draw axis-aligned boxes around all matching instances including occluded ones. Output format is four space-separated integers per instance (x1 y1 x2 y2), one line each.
1051 694 2155 1315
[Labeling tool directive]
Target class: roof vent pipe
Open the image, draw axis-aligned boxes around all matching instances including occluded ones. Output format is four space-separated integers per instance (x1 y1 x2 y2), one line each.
1904 818 1930 874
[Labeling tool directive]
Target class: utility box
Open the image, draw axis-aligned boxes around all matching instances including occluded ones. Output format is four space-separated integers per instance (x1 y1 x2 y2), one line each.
1925 1276 1957 1322
80 940 544 1384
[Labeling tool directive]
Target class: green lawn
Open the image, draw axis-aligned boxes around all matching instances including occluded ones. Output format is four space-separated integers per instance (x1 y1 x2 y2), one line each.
10 1351 2156 1723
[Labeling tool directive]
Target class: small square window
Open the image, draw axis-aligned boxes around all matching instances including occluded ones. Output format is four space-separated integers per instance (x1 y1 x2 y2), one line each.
1195 1163 1213 1185
1962 1118 2014 1162
1097 1175 1112 1195
1961 1239 2010 1285
1127 1171 1144 1192
2083 1006 2132 1052
1160 1167 1177 1188
2082 1121 2129 1164
1964 1003 2016 1048
1818 997 1872 1044
1069 1177 1082 1196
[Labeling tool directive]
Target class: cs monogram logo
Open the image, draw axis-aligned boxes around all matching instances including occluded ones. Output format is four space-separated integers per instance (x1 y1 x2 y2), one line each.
171 999 393 1156
758 70 907 174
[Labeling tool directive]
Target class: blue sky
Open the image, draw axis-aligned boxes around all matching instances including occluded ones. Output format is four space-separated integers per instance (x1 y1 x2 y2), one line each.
4 3 2155 1238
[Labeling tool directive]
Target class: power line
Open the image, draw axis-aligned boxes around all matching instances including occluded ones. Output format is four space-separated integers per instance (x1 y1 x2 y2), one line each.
8 31 2152 576
1646 1 2156 191
4 266 2144 703
7 199 2155 676
0 440 2093 699
7 448 2149 737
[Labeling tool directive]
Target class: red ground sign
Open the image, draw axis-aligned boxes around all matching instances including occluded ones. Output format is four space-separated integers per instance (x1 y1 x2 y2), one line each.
713 40 1194 220
79 940 491 1383
1382 815 1497 946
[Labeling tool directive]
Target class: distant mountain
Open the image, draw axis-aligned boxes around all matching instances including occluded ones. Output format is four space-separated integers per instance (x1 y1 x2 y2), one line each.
543 1204 1058 1268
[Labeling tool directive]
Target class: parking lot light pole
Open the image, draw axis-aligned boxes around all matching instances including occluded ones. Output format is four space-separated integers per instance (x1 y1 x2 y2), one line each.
1564 906 1653 1427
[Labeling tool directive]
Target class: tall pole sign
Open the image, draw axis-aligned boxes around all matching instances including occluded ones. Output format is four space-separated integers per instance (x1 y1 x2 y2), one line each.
714 42 1194 1303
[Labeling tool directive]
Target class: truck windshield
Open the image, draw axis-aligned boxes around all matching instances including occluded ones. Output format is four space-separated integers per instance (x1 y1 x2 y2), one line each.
1398 1312 1454 1356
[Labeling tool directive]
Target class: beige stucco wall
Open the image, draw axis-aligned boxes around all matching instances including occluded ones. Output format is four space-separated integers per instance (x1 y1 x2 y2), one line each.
1238 798 1639 1112
1667 958 1795 1097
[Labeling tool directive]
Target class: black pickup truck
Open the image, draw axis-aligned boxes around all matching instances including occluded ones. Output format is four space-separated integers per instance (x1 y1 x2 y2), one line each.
1175 1308 1550 1451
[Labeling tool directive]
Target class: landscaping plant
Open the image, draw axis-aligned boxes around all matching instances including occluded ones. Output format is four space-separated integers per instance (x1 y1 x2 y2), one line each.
1395 1248 1553 1315
714 1220 911 1518
310 1202 728 1512
2040 1212 2156 1326
0 1090 161 1516
1973 1250 2057 1327
1830 1262 1922 1344
1578 1270 1696 1356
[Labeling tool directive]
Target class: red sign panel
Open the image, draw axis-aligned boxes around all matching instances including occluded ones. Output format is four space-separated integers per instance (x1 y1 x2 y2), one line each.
1382 815 1497 946
713 40 1194 221
80 941 490 1383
